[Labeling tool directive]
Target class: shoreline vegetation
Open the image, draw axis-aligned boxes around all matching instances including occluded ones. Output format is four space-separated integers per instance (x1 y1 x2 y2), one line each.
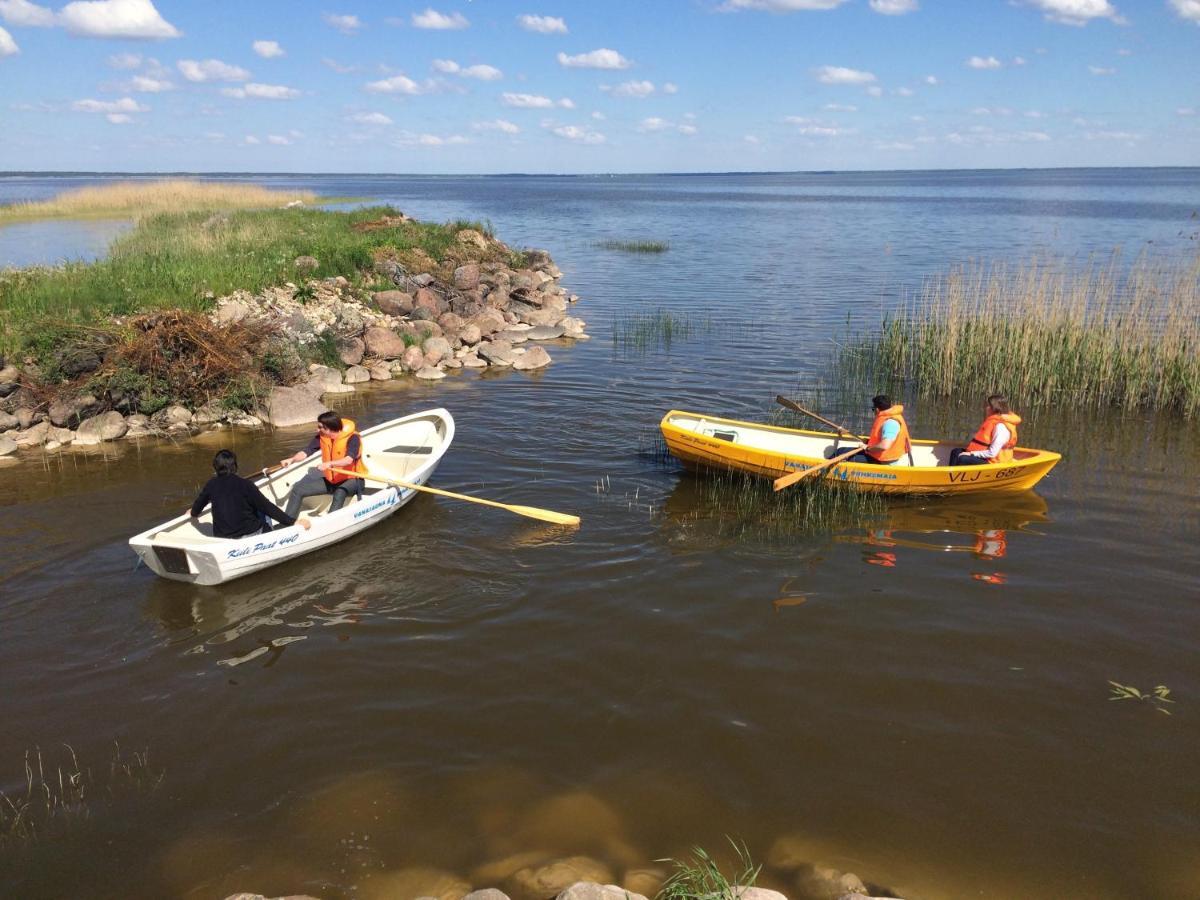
840 252 1200 418
0 181 588 457
0 179 321 224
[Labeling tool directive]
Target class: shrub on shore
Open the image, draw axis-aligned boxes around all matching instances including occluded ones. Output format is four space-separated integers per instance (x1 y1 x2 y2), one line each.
0 179 316 223
841 252 1200 418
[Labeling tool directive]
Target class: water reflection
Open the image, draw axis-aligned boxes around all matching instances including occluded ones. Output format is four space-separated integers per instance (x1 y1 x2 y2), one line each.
0 217 131 268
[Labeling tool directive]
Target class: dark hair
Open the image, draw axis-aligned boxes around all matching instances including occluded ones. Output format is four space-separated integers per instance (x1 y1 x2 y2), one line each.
987 394 1010 414
872 394 892 411
213 449 238 476
317 411 344 431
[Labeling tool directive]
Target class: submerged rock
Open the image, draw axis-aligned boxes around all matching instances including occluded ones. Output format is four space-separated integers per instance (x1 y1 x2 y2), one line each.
512 346 552 371
0 435 16 456
509 857 614 900
415 367 446 380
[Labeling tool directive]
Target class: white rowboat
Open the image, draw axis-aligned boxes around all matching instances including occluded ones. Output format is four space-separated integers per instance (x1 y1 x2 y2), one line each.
129 408 455 585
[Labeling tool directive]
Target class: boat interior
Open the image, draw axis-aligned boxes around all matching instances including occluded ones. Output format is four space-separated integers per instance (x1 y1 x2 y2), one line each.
669 413 1040 468
150 414 447 544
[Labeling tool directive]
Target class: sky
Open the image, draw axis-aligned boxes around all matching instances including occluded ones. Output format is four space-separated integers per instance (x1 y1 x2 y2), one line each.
0 0 1198 173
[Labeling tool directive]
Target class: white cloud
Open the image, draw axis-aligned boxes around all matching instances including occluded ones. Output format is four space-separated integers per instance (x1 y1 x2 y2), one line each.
1178 107 1197 116
720 0 848 10
322 57 358 74
348 111 392 125
1169 0 1200 21
393 132 469 147
966 55 1003 69
877 141 915 150
894 86 914 96
223 83 300 100
744 134 760 144
824 103 857 111
557 97 575 108
461 64 502 80
106 112 131 123
0 23 16 54
972 106 1014 116
814 65 876 84
1116 47 1132 55
1085 130 1141 140
662 82 678 94
178 59 250 83
557 48 631 69
551 124 605 143
267 134 291 145
59 0 180 38
107 51 140 68
945 128 1051 144
323 13 361 34
924 74 938 85
432 58 459 73
609 79 655 98
130 74 171 91
1012 55 1027 65
244 135 260 145
1088 65 1115 75
517 13 566 33
0 0 54 27
1025 109 1047 118
253 40 284 58
784 115 846 136
591 110 605 120
639 117 669 131
910 114 926 121
1021 0 1121 26
366 74 431 94
412 8 469 29
474 118 520 133
865 85 883 97
72 96 146 113
869 0 917 13
501 91 555 108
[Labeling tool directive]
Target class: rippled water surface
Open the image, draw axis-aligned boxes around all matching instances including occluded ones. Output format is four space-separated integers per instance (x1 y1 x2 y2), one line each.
1 170 1199 899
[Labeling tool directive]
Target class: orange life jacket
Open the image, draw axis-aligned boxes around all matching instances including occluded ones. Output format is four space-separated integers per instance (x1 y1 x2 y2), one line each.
866 405 911 463
966 412 1021 464
320 418 365 484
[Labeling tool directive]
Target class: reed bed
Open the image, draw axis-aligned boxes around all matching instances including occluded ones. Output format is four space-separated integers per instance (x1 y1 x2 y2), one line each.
0 180 317 223
597 239 670 253
841 252 1200 417
612 308 706 353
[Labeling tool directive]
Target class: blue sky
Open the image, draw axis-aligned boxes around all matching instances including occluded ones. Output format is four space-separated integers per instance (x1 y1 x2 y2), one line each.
0 0 1197 172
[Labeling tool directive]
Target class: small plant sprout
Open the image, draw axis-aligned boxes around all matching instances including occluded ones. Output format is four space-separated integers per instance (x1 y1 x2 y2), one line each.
1109 681 1175 715
657 839 760 900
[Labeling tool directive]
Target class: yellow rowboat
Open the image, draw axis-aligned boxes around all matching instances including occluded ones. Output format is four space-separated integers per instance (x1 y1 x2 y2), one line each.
660 410 1061 495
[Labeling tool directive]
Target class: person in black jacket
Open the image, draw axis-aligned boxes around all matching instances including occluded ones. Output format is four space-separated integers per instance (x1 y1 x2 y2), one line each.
190 449 312 539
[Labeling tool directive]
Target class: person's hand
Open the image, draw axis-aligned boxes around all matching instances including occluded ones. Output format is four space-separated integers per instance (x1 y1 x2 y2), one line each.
316 461 329 473
298 517 312 530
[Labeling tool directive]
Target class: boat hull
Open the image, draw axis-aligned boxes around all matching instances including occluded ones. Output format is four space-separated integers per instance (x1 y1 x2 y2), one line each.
129 408 454 585
660 410 1061 495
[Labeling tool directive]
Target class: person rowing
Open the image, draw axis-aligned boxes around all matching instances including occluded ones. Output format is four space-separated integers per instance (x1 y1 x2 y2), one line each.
949 394 1021 466
279 411 367 518
838 394 912 466
190 449 311 538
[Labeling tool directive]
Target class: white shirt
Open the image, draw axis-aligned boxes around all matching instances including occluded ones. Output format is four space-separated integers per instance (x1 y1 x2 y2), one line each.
969 422 1010 460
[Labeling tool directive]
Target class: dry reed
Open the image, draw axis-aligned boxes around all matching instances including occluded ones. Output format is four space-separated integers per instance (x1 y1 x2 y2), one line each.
0 180 316 223
842 252 1200 417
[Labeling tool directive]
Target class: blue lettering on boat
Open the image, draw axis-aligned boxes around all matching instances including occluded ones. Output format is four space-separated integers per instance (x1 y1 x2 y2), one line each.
353 491 398 519
224 531 300 559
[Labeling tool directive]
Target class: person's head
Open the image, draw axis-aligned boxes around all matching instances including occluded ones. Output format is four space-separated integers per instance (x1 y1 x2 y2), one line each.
871 394 892 412
213 449 238 476
316 411 344 435
987 394 1010 415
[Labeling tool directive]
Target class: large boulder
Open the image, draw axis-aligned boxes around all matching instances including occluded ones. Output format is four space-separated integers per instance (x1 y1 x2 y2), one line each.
0 434 16 456
561 317 586 338
422 336 452 365
437 311 465 332
414 287 447 316
13 421 50 447
368 361 393 381
459 323 482 346
260 386 327 427
363 326 407 359
400 345 425 373
359 867 470 900
373 290 413 316
0 364 19 385
48 394 97 428
344 365 371 384
510 300 564 328
525 325 565 341
151 405 193 428
478 339 515 367
454 263 481 290
415 367 446 380
337 336 365 366
470 309 507 337
57 348 102 377
303 365 349 397
508 858 613 900
0 411 18 432
557 884 648 900
74 411 129 445
512 346 552 371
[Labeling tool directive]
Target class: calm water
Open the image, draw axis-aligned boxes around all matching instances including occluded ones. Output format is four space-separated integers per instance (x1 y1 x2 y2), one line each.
1 170 1199 899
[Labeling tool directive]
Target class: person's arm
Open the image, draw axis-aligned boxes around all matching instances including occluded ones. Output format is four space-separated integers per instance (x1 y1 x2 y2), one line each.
864 419 899 454
245 481 311 530
189 485 211 517
317 434 361 475
978 422 1009 460
281 436 320 468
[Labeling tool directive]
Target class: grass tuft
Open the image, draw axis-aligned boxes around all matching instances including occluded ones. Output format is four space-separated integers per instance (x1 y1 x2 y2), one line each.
657 840 760 900
613 308 705 353
598 239 670 253
0 179 317 223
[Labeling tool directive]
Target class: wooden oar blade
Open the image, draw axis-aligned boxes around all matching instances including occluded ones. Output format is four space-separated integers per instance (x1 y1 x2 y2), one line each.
506 505 582 526
772 468 811 491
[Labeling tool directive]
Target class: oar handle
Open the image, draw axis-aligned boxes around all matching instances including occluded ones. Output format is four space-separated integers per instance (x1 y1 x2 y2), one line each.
775 395 860 439
772 444 864 492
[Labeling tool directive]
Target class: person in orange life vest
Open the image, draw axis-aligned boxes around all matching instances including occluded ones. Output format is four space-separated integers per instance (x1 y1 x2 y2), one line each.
949 395 1021 467
279 411 367 519
839 395 912 466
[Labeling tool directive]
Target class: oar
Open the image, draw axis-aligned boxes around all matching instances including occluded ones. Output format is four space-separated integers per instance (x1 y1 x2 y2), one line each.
331 468 581 527
775 395 859 439
772 445 864 492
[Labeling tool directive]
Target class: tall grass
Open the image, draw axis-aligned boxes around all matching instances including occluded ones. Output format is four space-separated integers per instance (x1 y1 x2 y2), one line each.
0 206 492 352
613 308 706 353
0 179 317 223
841 252 1200 417
657 841 760 900
597 239 670 253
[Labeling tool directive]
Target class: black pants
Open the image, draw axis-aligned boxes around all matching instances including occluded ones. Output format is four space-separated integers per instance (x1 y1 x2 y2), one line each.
949 448 990 466
284 470 365 518
831 447 893 465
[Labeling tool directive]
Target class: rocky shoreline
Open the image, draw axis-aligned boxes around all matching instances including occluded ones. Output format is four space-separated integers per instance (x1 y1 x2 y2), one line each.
0 227 587 457
225 884 892 900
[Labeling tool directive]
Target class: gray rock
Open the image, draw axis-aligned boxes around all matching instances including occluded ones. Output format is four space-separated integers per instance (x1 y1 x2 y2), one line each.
215 299 252 325
0 411 17 432
303 365 345 397
48 394 97 428
478 340 515 367
13 421 50 447
294 255 319 273
368 361 393 381
525 325 566 341
401 345 425 373
344 365 371 384
16 407 36 429
732 889 788 900
460 353 487 368
0 364 19 385
374 290 413 316
414 287 447 316
561 316 586 337
495 329 529 345
0 381 18 399
463 891 510 900
454 263 481 290
557 883 648 900
0 435 17 456
227 413 263 428
363 326 407 359
125 414 150 429
191 400 227 426
510 300 564 327
334 305 365 336
510 271 535 291
409 305 436 322
512 346 552 371
152 405 193 427
338 336 365 366
260 387 328 427
437 311 465 332
57 348 102 377
459 324 482 346
509 859 614 899
415 367 446 380
74 411 128 445
422 336 452 364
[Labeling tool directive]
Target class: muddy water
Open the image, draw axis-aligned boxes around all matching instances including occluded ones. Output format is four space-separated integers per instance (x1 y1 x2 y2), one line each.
1 171 1199 899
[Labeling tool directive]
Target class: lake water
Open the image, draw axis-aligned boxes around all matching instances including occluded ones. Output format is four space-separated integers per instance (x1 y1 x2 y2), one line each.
1 170 1198 899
